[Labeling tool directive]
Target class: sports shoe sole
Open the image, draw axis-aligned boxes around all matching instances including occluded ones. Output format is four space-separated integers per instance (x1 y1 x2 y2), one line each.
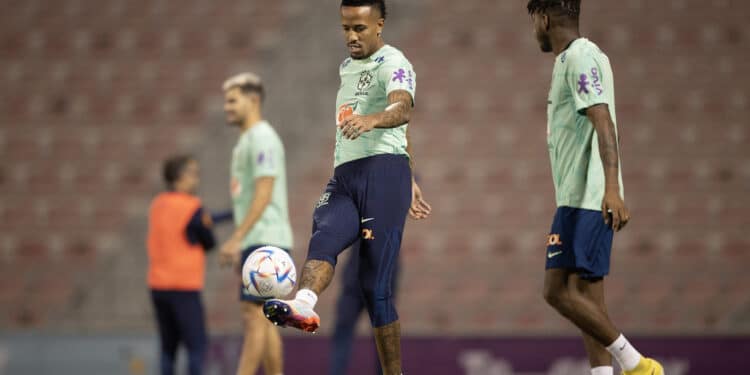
263 300 320 333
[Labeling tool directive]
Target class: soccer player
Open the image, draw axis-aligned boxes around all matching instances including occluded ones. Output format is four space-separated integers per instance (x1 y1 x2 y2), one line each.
219 72 293 375
263 1 431 374
147 155 216 375
527 1 664 375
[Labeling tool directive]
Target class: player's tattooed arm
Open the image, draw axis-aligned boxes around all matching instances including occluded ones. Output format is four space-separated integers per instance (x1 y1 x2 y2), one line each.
339 90 413 140
376 90 413 128
587 103 630 231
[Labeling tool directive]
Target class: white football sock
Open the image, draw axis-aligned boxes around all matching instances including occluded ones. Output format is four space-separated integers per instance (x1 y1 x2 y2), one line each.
606 334 642 371
591 366 613 375
295 289 318 308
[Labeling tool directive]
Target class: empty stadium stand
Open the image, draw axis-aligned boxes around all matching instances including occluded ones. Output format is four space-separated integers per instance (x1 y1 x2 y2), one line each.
0 0 747 336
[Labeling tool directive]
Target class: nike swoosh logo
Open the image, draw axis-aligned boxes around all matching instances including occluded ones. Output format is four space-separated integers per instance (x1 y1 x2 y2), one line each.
547 251 563 259
361 218 375 223
619 343 627 351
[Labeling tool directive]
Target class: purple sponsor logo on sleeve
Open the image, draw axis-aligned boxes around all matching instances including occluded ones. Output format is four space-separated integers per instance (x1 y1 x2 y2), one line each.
392 68 406 83
591 67 603 95
258 150 275 168
577 74 590 94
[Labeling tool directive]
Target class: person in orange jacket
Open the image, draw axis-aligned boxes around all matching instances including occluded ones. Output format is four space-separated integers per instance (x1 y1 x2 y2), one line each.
147 155 220 375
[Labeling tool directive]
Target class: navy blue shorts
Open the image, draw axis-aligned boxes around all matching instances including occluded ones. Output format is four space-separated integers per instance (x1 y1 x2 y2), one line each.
239 244 291 303
545 206 613 280
307 154 411 326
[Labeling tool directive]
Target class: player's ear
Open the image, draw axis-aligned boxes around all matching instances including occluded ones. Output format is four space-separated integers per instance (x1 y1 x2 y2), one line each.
543 13 551 31
377 18 384 36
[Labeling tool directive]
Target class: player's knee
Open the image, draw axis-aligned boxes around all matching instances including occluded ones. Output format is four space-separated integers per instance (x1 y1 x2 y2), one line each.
361 285 398 326
543 285 568 310
369 295 398 327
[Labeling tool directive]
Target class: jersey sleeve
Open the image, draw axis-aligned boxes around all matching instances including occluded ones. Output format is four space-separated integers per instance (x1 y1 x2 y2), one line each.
379 55 416 105
210 209 233 225
566 53 611 113
248 132 281 179
186 207 217 251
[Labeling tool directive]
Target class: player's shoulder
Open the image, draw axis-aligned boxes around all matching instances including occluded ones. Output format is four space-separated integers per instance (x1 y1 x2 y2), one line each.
377 44 411 66
565 38 608 63
251 121 277 138
252 122 283 147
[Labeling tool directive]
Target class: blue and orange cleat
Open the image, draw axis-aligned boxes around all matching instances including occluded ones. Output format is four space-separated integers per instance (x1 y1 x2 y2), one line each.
623 357 664 375
263 299 320 333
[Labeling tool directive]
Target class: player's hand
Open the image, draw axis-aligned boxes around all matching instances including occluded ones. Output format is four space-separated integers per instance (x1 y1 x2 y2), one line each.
219 235 242 267
410 180 432 220
339 114 377 140
601 190 630 232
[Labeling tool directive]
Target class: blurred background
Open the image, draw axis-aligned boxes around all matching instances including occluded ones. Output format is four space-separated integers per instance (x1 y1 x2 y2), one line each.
0 0 748 374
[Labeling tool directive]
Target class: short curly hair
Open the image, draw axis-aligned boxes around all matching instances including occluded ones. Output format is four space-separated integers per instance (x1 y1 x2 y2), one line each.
341 0 387 20
527 0 581 18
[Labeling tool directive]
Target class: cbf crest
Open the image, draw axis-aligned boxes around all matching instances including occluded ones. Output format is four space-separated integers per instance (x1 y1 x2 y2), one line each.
356 70 373 96
315 192 331 209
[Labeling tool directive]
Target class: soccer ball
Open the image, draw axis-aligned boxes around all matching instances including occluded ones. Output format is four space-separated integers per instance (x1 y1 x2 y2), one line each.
241 246 297 298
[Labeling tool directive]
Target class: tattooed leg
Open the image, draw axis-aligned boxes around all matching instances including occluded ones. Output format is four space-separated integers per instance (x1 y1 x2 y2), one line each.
373 321 402 375
299 259 335 295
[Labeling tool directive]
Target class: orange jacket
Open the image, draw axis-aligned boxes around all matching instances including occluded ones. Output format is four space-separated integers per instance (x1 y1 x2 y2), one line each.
147 192 206 290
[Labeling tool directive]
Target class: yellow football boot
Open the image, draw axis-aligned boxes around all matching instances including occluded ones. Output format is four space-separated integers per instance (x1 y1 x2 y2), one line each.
622 357 664 375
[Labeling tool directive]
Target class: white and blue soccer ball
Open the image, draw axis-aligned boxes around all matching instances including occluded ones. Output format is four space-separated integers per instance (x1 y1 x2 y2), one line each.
241 246 297 298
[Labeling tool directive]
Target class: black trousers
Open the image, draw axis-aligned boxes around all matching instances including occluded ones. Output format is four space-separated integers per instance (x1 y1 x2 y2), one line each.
151 290 207 375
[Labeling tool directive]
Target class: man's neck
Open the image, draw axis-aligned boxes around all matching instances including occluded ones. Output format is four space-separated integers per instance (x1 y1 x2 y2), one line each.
359 40 386 60
240 113 263 133
551 29 581 56
373 40 385 54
